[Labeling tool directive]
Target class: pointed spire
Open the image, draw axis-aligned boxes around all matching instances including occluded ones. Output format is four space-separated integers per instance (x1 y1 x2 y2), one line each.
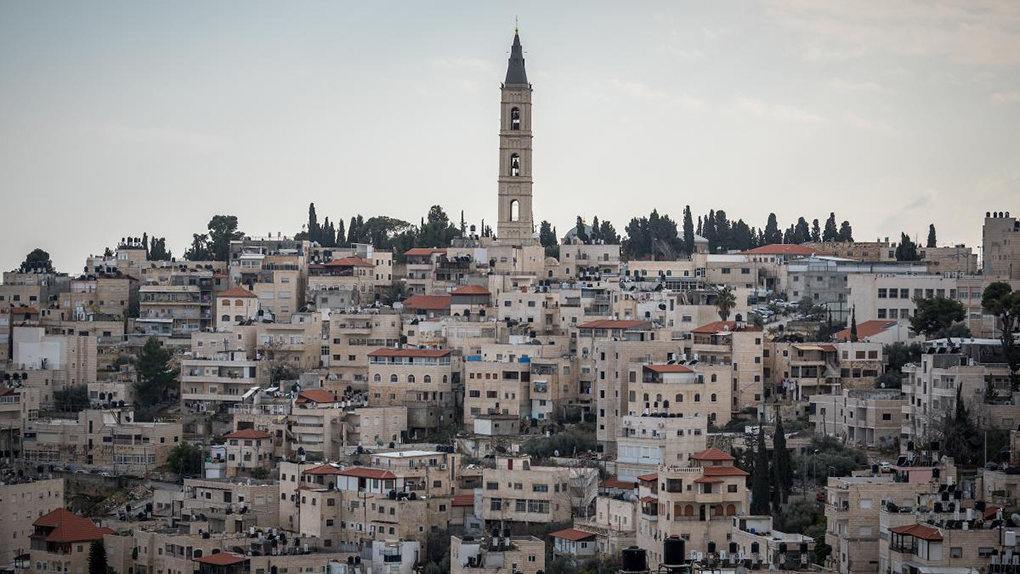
505 30 528 85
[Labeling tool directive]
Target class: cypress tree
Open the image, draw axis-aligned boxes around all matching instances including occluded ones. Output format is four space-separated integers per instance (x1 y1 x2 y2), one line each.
773 415 793 502
927 224 937 248
750 426 772 515
850 307 859 342
682 205 695 255
89 540 108 574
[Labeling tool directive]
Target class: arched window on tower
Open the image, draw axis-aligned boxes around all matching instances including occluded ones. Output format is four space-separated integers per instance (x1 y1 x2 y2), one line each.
510 200 520 222
510 153 520 177
511 107 521 130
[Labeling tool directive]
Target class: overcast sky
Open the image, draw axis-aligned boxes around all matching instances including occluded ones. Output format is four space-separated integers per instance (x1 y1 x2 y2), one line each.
2 0 1019 273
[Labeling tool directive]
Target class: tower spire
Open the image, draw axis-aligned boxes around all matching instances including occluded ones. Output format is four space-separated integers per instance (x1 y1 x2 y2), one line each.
505 29 528 85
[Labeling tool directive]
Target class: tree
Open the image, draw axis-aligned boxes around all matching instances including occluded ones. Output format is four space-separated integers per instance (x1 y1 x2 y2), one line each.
793 217 811 244
937 386 982 466
714 286 736 322
910 296 966 338
20 248 54 273
307 203 320 244
335 218 346 247
167 442 204 477
574 216 589 244
89 540 107 574
982 282 1020 390
55 385 90 412
207 215 243 262
183 233 212 261
838 221 854 242
683 205 695 255
764 213 781 245
598 219 620 244
823 213 839 242
811 219 821 242
773 415 793 502
895 233 919 261
850 307 858 342
590 216 601 243
539 221 558 256
750 426 771 515
149 237 172 261
927 224 937 248
134 338 178 420
382 281 407 306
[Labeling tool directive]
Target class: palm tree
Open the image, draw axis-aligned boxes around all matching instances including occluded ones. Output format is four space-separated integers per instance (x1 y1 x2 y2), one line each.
715 286 736 322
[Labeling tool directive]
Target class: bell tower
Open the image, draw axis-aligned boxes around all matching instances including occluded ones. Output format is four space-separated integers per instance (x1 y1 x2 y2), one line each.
496 30 536 245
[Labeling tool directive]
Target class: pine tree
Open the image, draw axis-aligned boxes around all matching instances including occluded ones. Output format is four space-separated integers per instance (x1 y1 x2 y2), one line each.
793 217 811 244
850 307 859 342
335 219 346 247
927 224 937 248
823 213 839 242
773 415 793 502
838 221 854 242
811 219 821 242
591 216 601 243
764 213 781 245
682 205 695 255
750 426 772 515
895 232 920 261
599 220 620 244
89 540 107 574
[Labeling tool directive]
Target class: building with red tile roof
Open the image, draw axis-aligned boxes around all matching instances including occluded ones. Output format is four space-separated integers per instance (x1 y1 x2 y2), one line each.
217 286 257 299
223 429 272 440
834 320 899 342
294 389 340 405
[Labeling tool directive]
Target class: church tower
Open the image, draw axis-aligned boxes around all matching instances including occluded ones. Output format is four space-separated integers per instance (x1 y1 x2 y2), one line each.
496 30 536 245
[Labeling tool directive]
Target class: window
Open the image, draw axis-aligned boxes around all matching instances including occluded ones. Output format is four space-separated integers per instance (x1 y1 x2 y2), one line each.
727 484 738 493
510 107 521 130
882 413 891 420
510 199 520 222
510 154 521 177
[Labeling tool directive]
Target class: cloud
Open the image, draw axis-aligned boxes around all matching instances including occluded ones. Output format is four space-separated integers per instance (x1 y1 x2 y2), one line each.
763 0 1020 67
611 79 707 111
827 78 896 94
842 111 903 136
733 97 829 124
992 91 1020 102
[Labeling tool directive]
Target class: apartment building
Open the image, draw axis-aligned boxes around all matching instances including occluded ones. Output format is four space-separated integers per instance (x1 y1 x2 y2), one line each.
220 428 274 476
824 472 942 574
22 408 181 475
326 311 402 385
617 413 708 480
12 326 97 388
215 286 259 326
181 349 264 416
87 379 132 408
479 456 573 527
0 271 70 311
450 535 545 574
918 245 978 275
0 386 40 457
809 390 904 449
847 273 957 325
901 338 1018 448
0 478 64 564
731 515 815 570
983 211 1020 280
626 364 731 425
688 321 763 413
806 241 896 262
637 447 750 569
28 509 114 574
550 243 622 281
179 478 280 531
881 518 1003 574
137 263 223 335
367 348 455 436
256 312 323 371
60 273 134 320
463 357 531 426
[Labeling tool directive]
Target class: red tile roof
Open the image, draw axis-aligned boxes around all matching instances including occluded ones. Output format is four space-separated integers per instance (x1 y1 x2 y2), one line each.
195 553 248 566
303 464 345 476
223 429 272 440
703 466 750 477
643 364 694 374
10 305 40 314
218 286 257 299
637 473 658 482
639 495 658 503
452 494 475 507
744 244 822 256
691 321 762 334
295 389 340 405
368 348 451 359
578 319 650 330
834 320 898 342
34 509 114 543
694 476 724 484
337 467 397 480
402 295 452 310
820 344 838 352
405 248 447 257
325 257 374 268
984 505 1001 520
691 447 735 461
549 528 596 541
451 284 490 296
890 523 943 541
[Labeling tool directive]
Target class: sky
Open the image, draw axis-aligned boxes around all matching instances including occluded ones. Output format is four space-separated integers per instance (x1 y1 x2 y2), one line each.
1 0 1019 273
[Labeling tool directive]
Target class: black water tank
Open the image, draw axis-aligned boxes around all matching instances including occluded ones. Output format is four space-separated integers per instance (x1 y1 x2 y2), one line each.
663 536 686 566
621 546 647 572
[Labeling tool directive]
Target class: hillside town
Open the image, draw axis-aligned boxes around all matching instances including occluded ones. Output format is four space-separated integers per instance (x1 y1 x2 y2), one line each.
2 29 1020 574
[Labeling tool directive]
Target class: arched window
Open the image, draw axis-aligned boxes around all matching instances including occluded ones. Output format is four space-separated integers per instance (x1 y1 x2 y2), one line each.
675 394 682 402
423 375 432 383
374 374 381 382
510 199 520 222
235 299 243 306
511 107 521 130
710 374 717 382
684 505 695 517
655 394 662 402
726 504 737 516
694 393 701 402
510 154 521 177
710 393 717 402
643 393 649 401
407 375 415 383
442 375 448 383
221 314 230 321
234 315 243 322
662 400 670 409
390 374 398 383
